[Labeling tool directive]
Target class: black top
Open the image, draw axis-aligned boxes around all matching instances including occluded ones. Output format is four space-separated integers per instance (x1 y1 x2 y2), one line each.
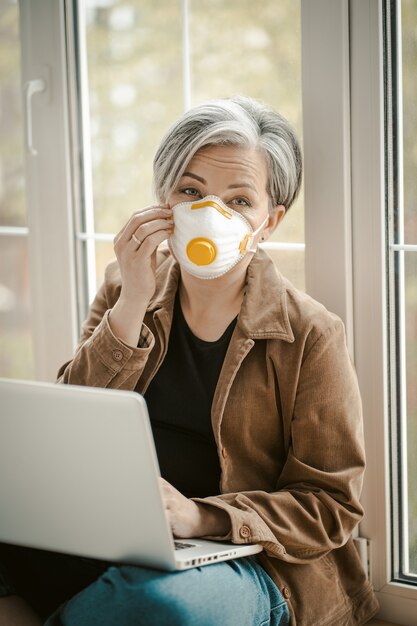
143 293 237 498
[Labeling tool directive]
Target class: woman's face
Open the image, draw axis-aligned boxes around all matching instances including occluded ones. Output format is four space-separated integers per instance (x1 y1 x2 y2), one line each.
168 144 272 232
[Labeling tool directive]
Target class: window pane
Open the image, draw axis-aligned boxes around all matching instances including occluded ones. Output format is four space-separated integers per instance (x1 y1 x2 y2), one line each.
0 236 34 379
84 0 304 292
0 0 27 227
190 0 304 246
405 252 417 575
401 0 417 578
85 0 184 234
0 0 34 379
401 0 417 244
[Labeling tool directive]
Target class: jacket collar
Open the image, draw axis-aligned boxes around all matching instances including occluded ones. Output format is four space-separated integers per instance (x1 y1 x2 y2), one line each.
147 248 294 343
238 250 294 341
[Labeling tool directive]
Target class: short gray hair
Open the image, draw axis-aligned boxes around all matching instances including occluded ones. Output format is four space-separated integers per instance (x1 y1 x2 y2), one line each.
152 96 302 210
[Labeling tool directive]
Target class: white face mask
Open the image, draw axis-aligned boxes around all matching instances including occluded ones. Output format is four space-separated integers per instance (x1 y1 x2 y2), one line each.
168 195 269 280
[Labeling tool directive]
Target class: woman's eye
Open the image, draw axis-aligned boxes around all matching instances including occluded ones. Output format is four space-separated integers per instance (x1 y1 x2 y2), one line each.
181 187 200 197
233 197 250 207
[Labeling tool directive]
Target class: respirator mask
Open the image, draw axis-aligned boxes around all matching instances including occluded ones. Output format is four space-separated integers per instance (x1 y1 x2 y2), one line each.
168 195 268 280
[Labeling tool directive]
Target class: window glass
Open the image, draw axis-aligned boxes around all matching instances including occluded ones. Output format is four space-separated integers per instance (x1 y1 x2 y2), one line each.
189 0 304 289
401 0 417 575
83 0 303 295
190 0 304 247
0 237 34 379
0 0 34 378
0 0 26 228
402 0 417 246
85 0 184 234
404 252 417 575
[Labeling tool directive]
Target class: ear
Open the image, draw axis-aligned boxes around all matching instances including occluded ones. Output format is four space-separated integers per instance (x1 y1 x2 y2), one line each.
260 205 286 242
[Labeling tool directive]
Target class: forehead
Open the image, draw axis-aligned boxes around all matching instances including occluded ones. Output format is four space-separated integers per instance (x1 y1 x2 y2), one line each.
186 145 268 186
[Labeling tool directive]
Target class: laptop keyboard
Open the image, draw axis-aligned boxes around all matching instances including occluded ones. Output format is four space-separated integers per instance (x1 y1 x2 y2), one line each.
174 541 197 550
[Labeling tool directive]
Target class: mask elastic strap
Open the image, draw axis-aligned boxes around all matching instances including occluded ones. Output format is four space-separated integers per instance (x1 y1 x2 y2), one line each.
245 215 269 253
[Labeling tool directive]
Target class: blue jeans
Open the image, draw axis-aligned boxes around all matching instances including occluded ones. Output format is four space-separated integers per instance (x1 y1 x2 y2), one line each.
45 556 290 626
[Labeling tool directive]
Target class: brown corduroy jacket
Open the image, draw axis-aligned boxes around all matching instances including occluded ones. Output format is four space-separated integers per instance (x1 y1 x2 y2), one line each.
58 248 379 625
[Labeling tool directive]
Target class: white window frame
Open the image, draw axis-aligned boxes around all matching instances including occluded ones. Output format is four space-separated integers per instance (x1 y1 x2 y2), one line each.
15 0 417 621
302 0 417 623
301 0 354 353
18 0 78 380
351 1 417 622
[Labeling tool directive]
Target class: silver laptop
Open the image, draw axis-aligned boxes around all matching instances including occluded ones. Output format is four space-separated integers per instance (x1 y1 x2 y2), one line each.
0 378 262 571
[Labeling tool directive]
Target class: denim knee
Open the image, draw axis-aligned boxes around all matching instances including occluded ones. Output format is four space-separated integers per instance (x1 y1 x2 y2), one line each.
111 567 197 626
46 566 197 626
46 559 290 626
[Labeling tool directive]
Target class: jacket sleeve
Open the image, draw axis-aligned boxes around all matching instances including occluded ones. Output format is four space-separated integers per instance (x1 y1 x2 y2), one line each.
193 321 365 564
57 264 155 388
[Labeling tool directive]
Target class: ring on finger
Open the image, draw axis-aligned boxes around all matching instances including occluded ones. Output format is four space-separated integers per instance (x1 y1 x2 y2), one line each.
131 233 141 245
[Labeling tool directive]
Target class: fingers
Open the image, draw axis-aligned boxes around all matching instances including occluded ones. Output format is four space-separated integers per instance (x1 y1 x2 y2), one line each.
111 205 173 307
159 476 177 497
129 218 173 251
159 477 182 510
114 205 171 246
114 217 173 265
158 478 202 538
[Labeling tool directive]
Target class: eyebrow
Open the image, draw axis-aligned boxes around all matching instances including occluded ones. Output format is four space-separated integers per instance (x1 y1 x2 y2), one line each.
182 171 206 184
182 172 257 193
228 182 257 192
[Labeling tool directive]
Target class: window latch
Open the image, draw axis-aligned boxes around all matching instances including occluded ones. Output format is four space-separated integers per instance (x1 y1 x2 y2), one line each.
24 78 46 156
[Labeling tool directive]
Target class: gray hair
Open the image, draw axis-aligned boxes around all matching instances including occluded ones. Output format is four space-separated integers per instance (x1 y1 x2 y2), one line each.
152 96 302 210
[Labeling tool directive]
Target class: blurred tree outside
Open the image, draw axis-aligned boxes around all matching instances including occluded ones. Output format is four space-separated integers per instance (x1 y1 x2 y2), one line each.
0 0 34 379
0 0 26 227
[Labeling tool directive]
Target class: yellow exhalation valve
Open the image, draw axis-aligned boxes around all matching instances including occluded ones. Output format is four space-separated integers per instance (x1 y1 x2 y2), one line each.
186 238 217 266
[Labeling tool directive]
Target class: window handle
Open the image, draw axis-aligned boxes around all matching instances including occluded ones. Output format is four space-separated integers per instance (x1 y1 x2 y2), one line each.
24 78 46 156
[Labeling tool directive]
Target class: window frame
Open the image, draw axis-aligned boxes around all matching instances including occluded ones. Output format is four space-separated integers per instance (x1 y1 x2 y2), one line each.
301 0 354 354
18 0 79 380
303 0 417 621
350 0 417 622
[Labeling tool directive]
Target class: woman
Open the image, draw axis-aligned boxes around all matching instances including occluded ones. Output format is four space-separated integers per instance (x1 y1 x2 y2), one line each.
0 96 378 625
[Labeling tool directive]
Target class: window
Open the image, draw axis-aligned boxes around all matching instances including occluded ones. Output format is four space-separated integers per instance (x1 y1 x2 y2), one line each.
351 0 417 621
2 3 417 620
77 0 304 319
1 0 304 378
387 0 417 584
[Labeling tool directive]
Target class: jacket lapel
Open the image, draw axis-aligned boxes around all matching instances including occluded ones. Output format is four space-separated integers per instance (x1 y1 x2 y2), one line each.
237 250 295 342
211 250 295 443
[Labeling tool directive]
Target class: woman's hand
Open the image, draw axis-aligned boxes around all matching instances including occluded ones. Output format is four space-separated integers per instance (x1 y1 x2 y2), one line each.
159 477 231 539
113 205 173 304
109 206 173 346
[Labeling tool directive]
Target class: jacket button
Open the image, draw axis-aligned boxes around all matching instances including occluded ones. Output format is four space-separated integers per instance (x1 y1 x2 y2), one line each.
282 586 291 600
112 349 124 362
239 525 251 538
